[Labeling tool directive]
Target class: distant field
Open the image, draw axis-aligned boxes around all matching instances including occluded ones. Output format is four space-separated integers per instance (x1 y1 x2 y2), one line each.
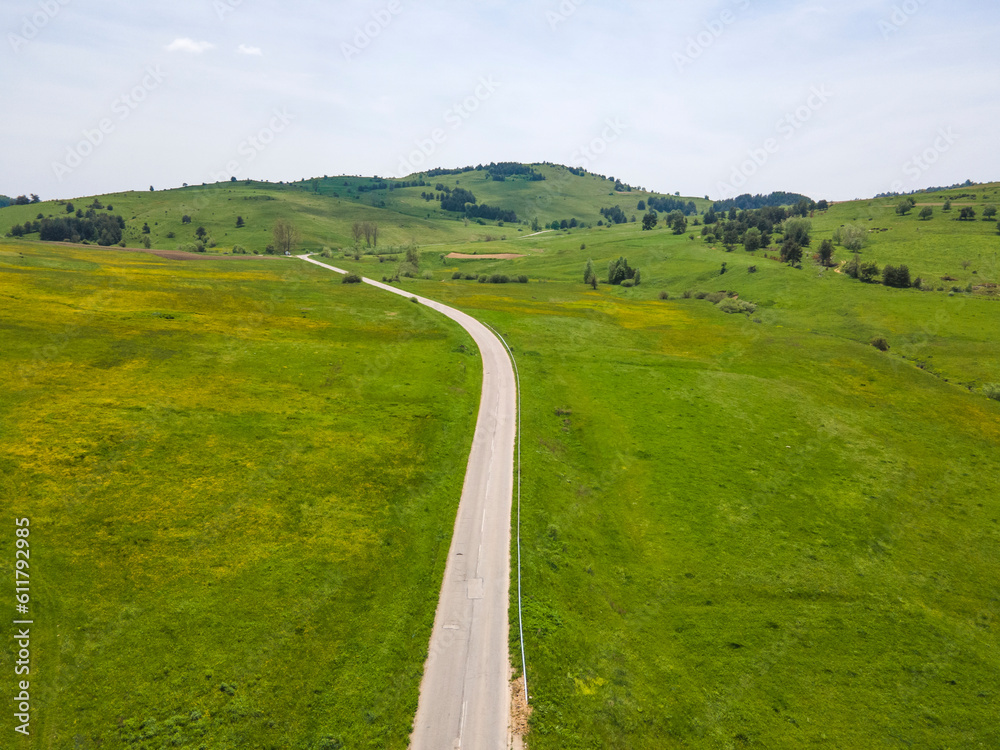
0 241 480 748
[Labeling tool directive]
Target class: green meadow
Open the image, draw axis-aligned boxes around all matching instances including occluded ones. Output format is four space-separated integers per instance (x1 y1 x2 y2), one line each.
3 170 1000 748
0 241 481 748
328 180 1000 748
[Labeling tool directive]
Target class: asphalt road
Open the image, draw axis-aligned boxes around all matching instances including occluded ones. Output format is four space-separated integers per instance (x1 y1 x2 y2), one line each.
298 256 516 749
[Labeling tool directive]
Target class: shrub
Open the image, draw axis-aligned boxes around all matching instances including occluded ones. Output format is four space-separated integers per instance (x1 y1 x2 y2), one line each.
488 274 510 284
452 271 463 280
464 273 477 281
621 279 635 288
748 265 758 273
871 337 890 352
882 264 911 288
658 291 670 300
478 275 488 283
717 297 757 315
517 275 529 284
983 383 1000 401
232 245 247 255
342 274 362 284
421 270 435 280
706 291 727 304
682 290 693 299
694 291 708 300
859 261 880 283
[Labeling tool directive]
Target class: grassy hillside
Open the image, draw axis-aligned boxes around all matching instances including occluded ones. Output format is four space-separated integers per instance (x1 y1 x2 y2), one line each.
0 165 712 256
3 171 1000 748
0 241 481 748
325 180 1000 747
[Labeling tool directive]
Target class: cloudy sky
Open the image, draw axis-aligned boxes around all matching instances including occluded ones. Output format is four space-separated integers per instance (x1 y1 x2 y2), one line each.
3 0 998 202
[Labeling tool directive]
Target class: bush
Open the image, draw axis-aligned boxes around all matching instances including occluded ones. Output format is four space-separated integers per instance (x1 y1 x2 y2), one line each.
232 245 247 255
883 264 911 288
478 275 488 283
983 383 1000 401
342 274 362 284
517 275 529 284
694 291 708 300
452 271 463 279
682 290 693 299
717 297 757 315
748 265 758 273
658 291 670 300
706 291 727 304
464 273 477 281
488 274 510 284
421 270 434 280
871 337 890 352
859 261 880 283
621 279 635 288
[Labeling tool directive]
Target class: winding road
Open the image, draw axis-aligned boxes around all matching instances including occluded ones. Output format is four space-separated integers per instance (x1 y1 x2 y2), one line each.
298 256 517 749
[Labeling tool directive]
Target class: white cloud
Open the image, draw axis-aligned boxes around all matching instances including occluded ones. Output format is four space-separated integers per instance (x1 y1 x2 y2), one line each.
165 38 215 54
237 44 263 56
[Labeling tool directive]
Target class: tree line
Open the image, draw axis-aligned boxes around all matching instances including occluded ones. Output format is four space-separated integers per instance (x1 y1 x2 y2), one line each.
8 212 125 246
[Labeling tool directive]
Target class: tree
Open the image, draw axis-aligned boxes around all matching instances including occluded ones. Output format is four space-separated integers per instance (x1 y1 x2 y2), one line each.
984 205 997 220
882 264 911 288
195 226 207 239
919 207 934 220
65 202 74 213
742 227 762 252
182 215 192 224
818 239 834 266
959 207 977 221
641 211 658 231
780 238 803 265
236 216 245 228
584 259 596 285
607 256 637 285
783 218 812 247
351 221 364 247
895 201 911 215
531 217 540 232
142 223 151 234
273 218 300 255
943 199 952 212
637 200 646 211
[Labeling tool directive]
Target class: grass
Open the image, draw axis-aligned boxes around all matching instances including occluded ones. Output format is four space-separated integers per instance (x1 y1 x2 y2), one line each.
396 280 1000 749
0 241 481 748
3 173 1000 747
